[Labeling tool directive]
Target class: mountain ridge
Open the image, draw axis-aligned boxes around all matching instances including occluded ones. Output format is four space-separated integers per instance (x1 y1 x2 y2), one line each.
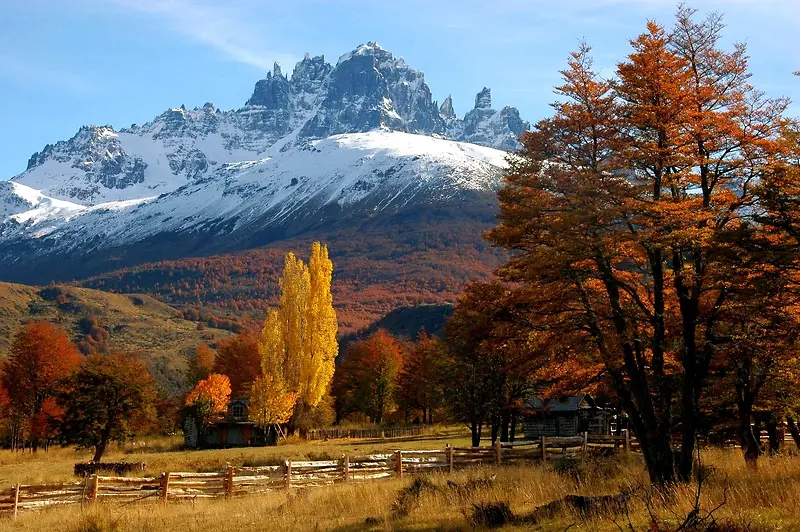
12 42 527 206
0 42 523 331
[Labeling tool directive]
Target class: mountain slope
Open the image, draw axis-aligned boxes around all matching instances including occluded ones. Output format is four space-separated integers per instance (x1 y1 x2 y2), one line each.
0 131 508 284
9 43 525 208
0 42 522 332
0 282 232 393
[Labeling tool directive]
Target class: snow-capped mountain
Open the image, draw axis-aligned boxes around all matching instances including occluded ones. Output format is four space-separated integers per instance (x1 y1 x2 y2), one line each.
0 42 524 284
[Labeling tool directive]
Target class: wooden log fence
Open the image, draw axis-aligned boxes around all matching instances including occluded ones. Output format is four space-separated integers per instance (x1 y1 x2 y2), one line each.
0 432 637 517
305 426 423 441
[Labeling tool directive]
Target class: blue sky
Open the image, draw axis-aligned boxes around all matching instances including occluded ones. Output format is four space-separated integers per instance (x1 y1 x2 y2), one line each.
1 0 798 179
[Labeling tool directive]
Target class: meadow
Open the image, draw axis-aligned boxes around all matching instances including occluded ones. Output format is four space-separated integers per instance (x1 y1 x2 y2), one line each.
0 430 798 531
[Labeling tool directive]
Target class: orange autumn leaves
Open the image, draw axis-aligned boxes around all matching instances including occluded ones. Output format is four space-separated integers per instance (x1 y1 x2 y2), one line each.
485 8 798 482
185 374 231 423
1 322 81 446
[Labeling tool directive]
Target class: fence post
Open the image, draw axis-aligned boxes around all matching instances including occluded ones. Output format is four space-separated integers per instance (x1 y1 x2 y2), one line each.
446 444 454 474
160 472 170 501
624 429 630 455
225 463 234 498
540 436 547 462
343 455 350 483
581 432 588 460
285 460 292 490
12 485 20 519
494 440 502 465
90 474 100 501
395 451 403 480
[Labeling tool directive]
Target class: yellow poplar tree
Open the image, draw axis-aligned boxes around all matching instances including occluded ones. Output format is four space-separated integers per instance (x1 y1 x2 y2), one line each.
249 376 298 427
280 252 310 392
303 242 338 409
253 310 296 427
257 242 338 424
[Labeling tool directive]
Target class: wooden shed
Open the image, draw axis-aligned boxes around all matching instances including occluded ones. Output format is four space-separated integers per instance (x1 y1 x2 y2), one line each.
183 398 276 449
522 395 611 438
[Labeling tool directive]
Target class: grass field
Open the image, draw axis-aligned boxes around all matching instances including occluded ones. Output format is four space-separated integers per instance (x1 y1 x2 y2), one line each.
0 427 472 485
0 432 798 531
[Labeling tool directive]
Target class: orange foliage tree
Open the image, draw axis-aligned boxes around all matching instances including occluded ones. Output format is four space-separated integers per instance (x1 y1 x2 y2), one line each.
213 333 261 396
397 332 446 424
332 330 404 424
185 374 232 426
57 354 156 461
443 281 541 446
486 9 792 484
1 321 81 450
186 343 216 387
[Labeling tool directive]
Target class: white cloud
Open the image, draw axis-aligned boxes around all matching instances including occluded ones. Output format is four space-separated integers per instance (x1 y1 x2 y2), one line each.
104 0 297 73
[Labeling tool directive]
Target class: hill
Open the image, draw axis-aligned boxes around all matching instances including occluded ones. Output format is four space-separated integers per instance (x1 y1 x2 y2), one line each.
0 282 231 393
77 196 503 336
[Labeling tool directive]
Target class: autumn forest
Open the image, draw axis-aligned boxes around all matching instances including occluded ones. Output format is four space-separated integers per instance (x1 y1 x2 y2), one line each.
3 6 800 530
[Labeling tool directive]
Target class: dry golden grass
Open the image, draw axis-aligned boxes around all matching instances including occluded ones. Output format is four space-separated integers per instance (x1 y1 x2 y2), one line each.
0 444 799 531
0 427 471 485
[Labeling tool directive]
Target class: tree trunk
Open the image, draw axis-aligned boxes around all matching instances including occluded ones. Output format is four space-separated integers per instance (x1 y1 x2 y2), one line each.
765 415 781 456
490 415 499 445
787 417 800 451
738 399 759 466
637 431 676 486
470 421 482 447
753 416 763 456
93 441 107 462
500 409 510 443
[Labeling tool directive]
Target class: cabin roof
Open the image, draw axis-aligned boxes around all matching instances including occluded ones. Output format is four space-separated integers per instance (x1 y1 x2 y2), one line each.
524 395 599 412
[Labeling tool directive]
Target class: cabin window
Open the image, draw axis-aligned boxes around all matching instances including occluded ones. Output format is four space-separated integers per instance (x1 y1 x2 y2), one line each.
232 403 245 421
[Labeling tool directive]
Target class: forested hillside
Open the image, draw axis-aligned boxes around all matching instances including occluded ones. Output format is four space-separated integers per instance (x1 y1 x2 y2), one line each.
0 282 231 393
78 200 503 335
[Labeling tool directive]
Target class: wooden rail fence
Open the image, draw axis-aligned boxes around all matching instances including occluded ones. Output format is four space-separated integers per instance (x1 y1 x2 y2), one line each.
304 426 423 441
0 432 633 517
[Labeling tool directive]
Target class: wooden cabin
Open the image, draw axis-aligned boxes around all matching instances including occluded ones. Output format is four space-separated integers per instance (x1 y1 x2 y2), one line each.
183 398 276 449
522 395 611 438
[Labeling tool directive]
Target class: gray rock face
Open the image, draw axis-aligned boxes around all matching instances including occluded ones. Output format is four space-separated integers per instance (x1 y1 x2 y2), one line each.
12 42 529 205
299 42 444 138
457 88 530 151
474 87 492 109
22 126 149 201
440 95 457 121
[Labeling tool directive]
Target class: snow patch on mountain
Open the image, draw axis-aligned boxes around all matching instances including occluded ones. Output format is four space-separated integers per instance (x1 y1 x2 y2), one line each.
2 132 508 252
2 43 526 273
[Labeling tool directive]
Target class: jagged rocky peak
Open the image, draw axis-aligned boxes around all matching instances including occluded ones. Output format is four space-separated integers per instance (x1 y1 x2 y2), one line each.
11 42 531 209
458 88 530 151
25 125 119 171
246 62 291 109
336 41 391 65
474 87 492 109
292 53 332 89
440 95 456 121
300 41 444 138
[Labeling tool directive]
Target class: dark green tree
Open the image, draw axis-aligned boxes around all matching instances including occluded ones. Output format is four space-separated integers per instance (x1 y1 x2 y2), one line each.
57 354 156 461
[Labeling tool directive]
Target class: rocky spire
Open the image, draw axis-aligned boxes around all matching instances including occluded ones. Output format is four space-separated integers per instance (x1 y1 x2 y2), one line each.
474 87 492 110
273 62 283 78
439 95 456 120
